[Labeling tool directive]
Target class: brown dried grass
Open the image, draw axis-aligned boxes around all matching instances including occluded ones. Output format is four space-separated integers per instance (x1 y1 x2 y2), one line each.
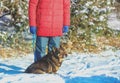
0 36 120 58
0 43 32 59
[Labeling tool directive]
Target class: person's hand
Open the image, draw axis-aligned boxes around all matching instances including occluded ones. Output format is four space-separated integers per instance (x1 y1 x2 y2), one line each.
30 26 36 34
63 26 69 33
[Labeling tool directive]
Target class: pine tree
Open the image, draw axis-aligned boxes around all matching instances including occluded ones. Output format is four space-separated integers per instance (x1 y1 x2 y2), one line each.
0 0 28 47
69 0 113 51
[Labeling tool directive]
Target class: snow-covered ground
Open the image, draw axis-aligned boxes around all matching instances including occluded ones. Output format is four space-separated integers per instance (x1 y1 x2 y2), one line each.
108 13 120 31
0 49 120 83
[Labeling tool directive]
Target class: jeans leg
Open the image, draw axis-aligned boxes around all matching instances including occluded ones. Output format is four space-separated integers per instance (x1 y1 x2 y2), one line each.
34 36 48 62
48 36 61 52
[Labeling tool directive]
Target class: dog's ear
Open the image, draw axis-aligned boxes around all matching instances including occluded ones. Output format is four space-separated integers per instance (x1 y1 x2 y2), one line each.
59 45 68 58
49 47 60 57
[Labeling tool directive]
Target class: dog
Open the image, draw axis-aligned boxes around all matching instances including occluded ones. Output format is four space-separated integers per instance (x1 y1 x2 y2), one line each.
24 46 67 74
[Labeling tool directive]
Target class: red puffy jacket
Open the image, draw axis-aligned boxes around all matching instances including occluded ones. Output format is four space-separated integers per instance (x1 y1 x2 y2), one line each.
29 0 70 36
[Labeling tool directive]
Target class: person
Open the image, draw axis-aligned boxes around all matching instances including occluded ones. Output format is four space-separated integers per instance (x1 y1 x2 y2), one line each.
29 0 70 62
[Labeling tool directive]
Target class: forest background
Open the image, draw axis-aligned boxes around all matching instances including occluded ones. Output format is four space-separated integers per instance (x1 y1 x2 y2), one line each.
0 0 120 58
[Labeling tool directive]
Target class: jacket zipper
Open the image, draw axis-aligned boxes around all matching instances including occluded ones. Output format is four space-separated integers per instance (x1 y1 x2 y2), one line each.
51 0 54 36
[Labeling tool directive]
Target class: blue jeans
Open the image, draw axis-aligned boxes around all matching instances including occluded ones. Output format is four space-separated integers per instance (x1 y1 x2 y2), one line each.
34 36 61 62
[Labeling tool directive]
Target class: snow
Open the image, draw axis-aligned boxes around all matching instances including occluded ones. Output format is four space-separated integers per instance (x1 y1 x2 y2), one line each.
108 13 120 31
0 49 120 83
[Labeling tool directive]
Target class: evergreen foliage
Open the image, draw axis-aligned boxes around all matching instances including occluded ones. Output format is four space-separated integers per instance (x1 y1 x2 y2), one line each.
0 0 119 53
0 0 28 48
69 0 117 51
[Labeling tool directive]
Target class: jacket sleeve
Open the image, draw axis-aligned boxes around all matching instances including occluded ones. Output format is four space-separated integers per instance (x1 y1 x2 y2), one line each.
29 0 39 27
63 0 70 26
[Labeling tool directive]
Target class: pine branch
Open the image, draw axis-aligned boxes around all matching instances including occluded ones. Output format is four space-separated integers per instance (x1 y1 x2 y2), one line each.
0 12 10 18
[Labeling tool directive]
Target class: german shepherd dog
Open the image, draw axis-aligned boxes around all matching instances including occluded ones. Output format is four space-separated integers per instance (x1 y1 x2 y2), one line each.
24 46 67 74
